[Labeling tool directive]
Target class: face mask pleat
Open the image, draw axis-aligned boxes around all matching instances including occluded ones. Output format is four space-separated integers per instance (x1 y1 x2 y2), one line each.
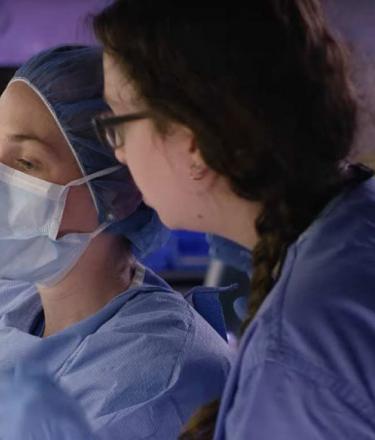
0 163 119 286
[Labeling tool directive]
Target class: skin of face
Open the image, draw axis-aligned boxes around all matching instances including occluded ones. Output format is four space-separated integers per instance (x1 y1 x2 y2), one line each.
103 52 219 231
0 81 99 235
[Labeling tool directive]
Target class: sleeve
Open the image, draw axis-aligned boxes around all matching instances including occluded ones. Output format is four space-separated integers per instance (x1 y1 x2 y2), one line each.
225 360 375 440
0 368 97 440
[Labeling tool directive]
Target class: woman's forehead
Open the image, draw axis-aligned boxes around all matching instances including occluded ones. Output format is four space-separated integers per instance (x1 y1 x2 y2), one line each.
0 81 67 149
103 53 139 111
0 82 51 130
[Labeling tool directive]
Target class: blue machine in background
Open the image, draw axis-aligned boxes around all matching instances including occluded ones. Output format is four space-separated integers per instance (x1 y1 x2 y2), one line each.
142 231 209 275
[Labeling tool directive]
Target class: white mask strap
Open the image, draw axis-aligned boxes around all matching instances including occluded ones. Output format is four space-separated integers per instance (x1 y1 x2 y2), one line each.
66 165 123 188
90 221 112 239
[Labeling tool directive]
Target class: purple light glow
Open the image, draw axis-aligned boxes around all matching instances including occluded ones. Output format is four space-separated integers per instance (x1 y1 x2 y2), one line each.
0 0 108 66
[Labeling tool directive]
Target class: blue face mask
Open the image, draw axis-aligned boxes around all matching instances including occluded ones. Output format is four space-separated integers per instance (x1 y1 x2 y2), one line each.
0 162 121 287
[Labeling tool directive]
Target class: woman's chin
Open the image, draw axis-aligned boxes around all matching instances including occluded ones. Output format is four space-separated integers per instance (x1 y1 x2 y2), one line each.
141 197 180 229
142 195 152 207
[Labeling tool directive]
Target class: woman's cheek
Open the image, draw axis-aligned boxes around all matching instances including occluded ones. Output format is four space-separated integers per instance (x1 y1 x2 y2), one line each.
59 186 98 236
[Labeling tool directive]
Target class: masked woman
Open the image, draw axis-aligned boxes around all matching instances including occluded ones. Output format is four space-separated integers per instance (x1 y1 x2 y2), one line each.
0 45 231 440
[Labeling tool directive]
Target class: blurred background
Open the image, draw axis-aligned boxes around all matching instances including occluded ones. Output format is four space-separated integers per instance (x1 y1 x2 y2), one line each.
0 0 374 335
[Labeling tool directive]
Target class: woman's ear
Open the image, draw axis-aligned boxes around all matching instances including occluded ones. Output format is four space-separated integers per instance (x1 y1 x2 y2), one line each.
162 122 217 191
188 137 210 181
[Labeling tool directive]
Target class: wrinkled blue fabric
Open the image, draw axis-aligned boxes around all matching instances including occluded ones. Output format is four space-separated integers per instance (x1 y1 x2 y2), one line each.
11 45 169 258
0 367 95 440
206 234 252 321
215 177 375 439
0 267 231 440
184 284 238 342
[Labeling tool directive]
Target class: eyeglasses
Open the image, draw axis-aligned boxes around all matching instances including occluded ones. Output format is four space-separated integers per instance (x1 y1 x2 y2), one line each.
92 111 151 151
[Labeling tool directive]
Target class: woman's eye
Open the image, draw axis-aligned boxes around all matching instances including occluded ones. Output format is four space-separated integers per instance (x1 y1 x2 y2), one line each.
115 128 125 147
106 126 125 149
16 159 36 172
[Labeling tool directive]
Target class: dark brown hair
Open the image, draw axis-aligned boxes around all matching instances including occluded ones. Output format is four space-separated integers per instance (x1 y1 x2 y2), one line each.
94 1 359 437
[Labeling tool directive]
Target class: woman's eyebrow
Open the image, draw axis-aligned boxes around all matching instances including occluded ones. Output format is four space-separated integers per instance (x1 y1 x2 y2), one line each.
6 133 59 158
7 133 44 144
104 87 131 109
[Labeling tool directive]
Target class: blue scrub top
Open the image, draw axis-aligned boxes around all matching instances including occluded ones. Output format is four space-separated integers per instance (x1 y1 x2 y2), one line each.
215 177 375 439
206 234 252 275
0 265 231 440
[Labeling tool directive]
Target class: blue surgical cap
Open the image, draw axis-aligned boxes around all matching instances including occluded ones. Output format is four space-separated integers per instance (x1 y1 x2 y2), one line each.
10 45 169 258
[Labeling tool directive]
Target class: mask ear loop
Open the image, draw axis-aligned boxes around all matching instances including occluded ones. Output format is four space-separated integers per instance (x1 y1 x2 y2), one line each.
89 220 112 239
50 165 123 240
65 165 122 188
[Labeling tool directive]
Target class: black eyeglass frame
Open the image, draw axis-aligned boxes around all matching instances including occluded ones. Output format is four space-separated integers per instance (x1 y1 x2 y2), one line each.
92 111 151 150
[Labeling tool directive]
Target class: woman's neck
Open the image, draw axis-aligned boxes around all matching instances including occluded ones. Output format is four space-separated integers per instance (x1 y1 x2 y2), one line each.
38 235 135 337
205 183 262 251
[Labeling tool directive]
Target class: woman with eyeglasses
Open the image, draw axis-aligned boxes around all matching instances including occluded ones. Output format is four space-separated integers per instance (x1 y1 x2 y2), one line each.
0 45 231 440
90 0 375 439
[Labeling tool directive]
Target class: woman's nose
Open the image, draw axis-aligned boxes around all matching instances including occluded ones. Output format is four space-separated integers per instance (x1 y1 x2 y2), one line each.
115 147 127 165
